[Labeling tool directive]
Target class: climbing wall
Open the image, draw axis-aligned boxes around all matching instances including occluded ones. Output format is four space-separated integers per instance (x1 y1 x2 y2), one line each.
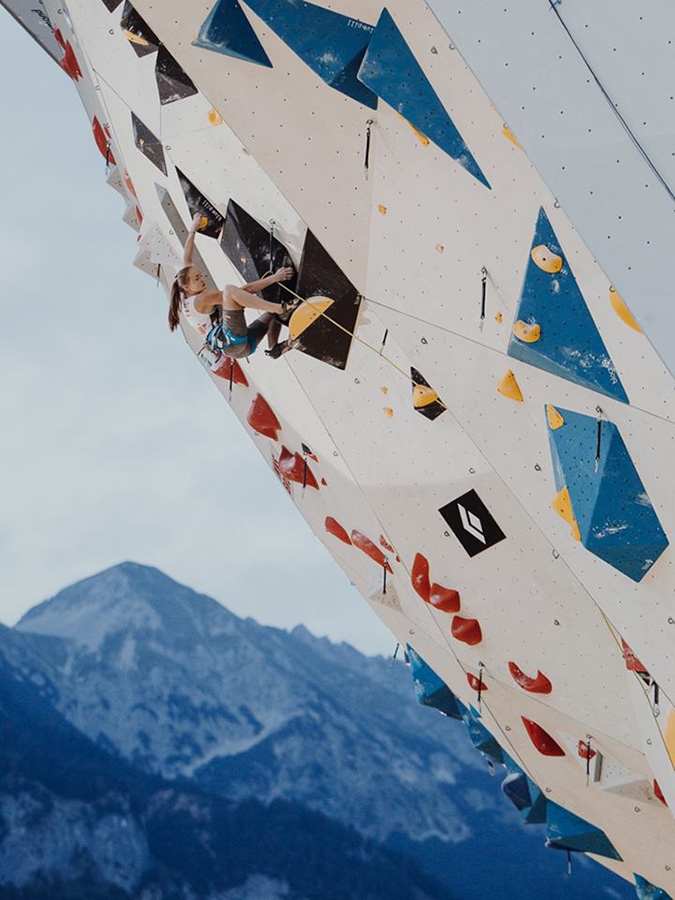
7 0 675 896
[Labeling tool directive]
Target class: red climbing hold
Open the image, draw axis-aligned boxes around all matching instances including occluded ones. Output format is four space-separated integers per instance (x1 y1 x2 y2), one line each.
247 394 281 440
508 662 552 694
577 740 596 761
352 531 393 572
53 28 65 49
521 718 565 757
124 171 138 198
278 446 319 490
654 780 668 807
59 42 82 80
325 517 352 545
621 639 648 673
92 117 115 164
466 672 487 692
411 553 431 602
380 535 395 554
213 357 249 387
429 583 461 613
451 616 482 646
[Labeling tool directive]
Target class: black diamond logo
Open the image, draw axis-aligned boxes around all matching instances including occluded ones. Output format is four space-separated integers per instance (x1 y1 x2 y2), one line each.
439 489 506 557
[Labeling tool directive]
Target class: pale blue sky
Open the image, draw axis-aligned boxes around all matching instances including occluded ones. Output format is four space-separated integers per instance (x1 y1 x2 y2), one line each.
0 15 392 655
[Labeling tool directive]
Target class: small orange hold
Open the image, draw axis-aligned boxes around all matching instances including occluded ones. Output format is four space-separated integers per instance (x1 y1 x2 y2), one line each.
521 717 565 757
466 672 487 692
378 204 388 215
247 394 281 440
513 320 541 343
508 662 552 694
208 107 223 125
621 639 649 673
351 531 393 572
429 583 460 613
411 553 431 603
383 407 394 418
325 517 352 545
451 616 482 646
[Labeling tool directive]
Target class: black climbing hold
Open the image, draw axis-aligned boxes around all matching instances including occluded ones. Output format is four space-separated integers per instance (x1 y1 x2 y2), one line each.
294 230 362 370
155 45 198 105
220 199 296 304
120 2 160 57
176 170 225 239
132 112 167 175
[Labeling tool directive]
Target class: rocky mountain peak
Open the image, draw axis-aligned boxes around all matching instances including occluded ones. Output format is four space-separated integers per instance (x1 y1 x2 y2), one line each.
15 562 237 652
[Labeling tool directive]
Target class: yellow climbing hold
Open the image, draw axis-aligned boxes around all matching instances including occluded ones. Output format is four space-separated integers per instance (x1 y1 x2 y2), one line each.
531 244 563 274
208 108 223 126
380 386 389 395
609 286 642 332
289 297 334 340
551 487 581 542
513 320 541 343
124 30 152 47
408 122 430 146
199 216 209 231
496 369 523 402
665 710 675 766
378 204 388 216
502 124 521 149
384 407 394 418
413 383 439 409
546 405 565 430
495 311 503 324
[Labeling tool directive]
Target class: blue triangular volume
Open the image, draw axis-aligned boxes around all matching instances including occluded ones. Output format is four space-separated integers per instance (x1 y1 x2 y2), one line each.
545 802 623 860
509 207 628 403
357 8 490 189
193 0 272 68
635 874 673 900
244 0 377 107
547 407 669 582
459 706 504 765
407 646 462 719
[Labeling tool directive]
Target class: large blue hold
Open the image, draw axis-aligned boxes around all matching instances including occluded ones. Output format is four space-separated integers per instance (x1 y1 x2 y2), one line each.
509 207 628 402
407 646 462 720
357 8 490 188
547 407 668 582
635 874 673 899
545 802 623 860
192 0 272 67
243 0 378 108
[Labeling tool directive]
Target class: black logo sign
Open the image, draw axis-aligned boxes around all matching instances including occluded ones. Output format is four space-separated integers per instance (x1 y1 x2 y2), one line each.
439 489 506 557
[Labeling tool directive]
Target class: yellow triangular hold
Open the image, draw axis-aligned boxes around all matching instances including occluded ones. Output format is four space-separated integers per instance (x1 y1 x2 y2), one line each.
551 487 581 541
609 286 642 333
398 114 430 146
496 369 523 402
665 710 675 767
531 244 563 273
513 320 541 343
124 30 152 47
289 297 334 340
546 405 565 430
412 383 439 409
502 124 521 149
208 108 223 126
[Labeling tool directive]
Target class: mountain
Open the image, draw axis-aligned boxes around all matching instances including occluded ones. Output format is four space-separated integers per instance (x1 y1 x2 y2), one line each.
0 630 450 899
2 563 633 899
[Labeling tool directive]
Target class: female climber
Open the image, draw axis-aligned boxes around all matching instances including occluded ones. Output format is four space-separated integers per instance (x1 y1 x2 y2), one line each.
168 213 298 359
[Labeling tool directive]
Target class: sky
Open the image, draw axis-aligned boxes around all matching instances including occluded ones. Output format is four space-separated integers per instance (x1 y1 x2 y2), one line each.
0 14 393 655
